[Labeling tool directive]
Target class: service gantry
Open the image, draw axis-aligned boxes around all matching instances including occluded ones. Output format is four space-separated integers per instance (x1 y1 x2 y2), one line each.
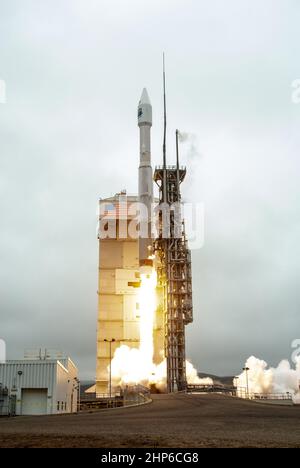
154 66 194 393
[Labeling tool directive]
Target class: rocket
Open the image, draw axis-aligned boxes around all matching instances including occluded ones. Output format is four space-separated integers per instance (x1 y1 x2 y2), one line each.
138 88 153 270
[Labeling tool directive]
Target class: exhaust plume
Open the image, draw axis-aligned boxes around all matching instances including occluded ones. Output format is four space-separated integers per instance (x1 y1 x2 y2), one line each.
109 269 209 391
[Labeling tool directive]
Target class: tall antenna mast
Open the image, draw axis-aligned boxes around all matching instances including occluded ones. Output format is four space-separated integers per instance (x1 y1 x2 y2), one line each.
162 53 167 203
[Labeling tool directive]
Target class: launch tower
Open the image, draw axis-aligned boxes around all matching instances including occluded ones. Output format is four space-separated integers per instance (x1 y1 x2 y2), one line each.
154 63 193 392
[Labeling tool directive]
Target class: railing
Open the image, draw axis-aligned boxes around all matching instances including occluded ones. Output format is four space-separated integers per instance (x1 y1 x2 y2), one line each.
186 384 235 394
123 384 151 406
187 385 294 401
251 392 293 400
79 385 151 411
235 387 293 400
155 165 186 171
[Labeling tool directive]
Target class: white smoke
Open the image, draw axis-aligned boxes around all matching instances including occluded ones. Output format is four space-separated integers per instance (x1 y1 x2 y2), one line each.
177 130 203 207
110 347 211 392
293 393 300 404
178 131 200 160
150 359 213 391
235 355 300 403
178 131 191 143
186 360 213 386
111 345 153 388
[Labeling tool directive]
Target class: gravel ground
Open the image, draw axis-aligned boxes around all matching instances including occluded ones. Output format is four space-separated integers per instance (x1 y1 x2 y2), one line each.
0 393 299 448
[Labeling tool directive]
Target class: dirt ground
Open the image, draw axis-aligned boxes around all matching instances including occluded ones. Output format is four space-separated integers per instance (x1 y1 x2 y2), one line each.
0 393 299 448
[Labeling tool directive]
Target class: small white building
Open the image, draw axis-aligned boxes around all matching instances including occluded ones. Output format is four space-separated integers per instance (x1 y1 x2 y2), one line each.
0 357 78 415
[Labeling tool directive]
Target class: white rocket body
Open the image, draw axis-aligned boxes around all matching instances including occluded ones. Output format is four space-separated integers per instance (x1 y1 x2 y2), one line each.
138 88 153 270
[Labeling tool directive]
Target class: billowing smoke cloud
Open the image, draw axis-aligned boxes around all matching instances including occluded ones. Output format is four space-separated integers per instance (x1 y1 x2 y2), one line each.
109 270 212 392
235 356 300 403
186 360 213 386
110 346 212 392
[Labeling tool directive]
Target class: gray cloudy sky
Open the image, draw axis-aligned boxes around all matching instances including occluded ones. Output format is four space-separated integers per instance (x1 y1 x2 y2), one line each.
0 0 300 379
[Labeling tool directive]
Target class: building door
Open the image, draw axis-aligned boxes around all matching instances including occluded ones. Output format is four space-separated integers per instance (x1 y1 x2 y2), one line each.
21 388 48 415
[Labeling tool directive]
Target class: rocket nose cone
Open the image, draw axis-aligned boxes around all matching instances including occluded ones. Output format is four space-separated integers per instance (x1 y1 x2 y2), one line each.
139 88 151 106
138 88 152 126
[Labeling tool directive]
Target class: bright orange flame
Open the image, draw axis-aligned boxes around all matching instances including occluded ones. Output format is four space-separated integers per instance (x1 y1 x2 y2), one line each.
138 270 157 366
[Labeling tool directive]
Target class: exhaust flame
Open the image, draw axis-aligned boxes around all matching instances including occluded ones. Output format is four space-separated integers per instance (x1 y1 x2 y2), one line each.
110 268 206 391
138 269 156 370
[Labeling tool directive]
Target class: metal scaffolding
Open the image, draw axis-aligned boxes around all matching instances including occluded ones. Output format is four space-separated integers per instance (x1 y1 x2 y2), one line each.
154 129 193 393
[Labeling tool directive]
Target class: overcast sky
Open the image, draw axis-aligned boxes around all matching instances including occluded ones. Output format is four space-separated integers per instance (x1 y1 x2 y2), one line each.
0 0 299 379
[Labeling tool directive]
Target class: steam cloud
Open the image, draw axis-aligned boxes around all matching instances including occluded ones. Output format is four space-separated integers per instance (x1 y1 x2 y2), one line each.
236 355 300 403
